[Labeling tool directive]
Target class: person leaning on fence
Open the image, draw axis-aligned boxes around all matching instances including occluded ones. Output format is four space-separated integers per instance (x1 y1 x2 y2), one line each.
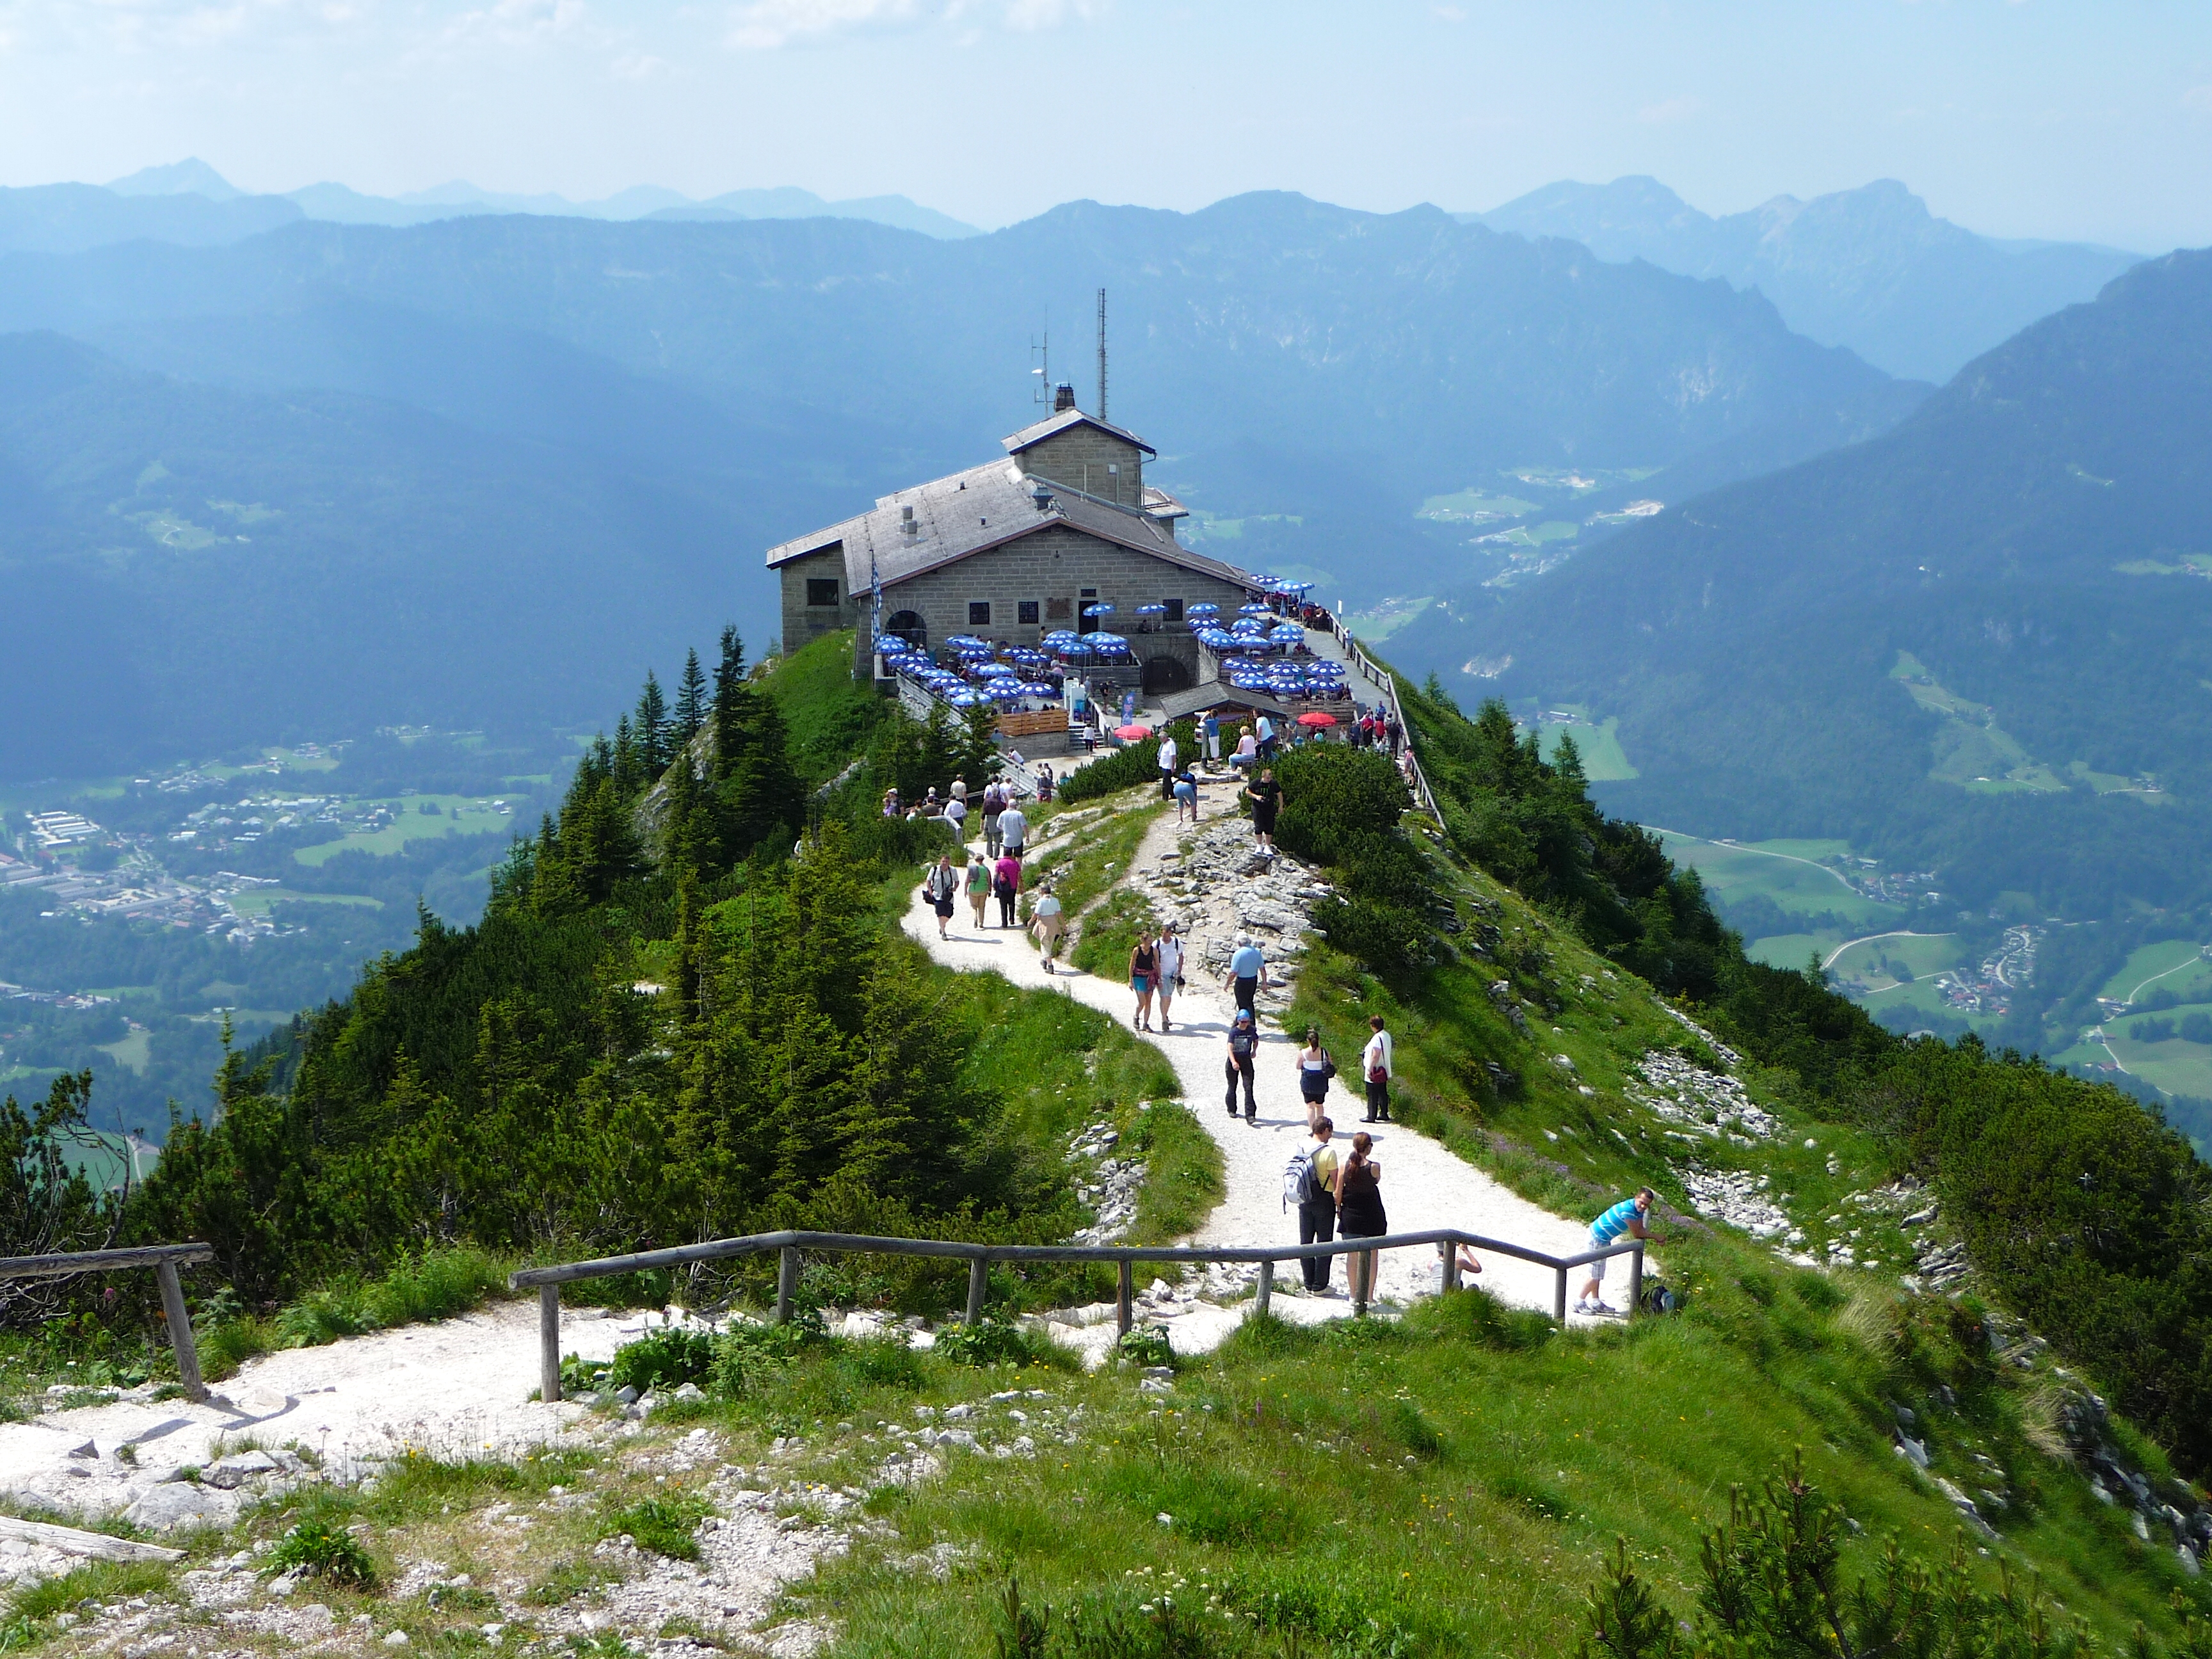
1224 1008 1260 1122
1576 1188 1653 1317
1285 1116 1340 1294
1334 1130 1386 1313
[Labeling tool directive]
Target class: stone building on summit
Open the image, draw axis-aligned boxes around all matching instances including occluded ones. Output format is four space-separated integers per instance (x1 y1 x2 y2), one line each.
767 389 1262 693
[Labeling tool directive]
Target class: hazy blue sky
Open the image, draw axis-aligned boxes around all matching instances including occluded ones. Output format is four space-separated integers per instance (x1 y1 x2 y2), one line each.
0 0 2206 248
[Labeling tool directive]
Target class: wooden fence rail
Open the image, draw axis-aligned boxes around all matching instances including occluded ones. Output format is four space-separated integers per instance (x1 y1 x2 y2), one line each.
0 1244 213 1402
510 1228 1644 1404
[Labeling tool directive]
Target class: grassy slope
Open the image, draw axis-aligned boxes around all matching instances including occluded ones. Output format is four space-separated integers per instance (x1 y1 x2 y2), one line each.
776 787 2211 1653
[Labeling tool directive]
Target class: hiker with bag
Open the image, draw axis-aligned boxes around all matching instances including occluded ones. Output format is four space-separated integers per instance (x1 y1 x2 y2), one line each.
1283 1117 1341 1294
964 850 992 931
1153 922 1185 1032
993 849 1022 928
1361 1013 1393 1123
1334 1130 1387 1314
921 854 959 942
1297 1026 1336 1131
1030 884 1064 972
1224 1008 1260 1122
981 780 1007 858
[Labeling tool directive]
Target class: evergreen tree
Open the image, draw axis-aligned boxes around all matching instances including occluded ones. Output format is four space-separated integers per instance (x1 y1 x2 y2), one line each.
636 670 670 774
712 626 749 785
673 649 708 748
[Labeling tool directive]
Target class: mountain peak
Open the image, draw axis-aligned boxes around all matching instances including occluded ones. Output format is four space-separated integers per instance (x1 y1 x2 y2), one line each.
106 158 241 201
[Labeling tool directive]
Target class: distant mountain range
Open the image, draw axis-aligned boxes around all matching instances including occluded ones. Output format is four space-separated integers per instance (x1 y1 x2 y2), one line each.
1387 248 2212 921
0 158 981 257
0 191 1921 776
1465 177 2142 383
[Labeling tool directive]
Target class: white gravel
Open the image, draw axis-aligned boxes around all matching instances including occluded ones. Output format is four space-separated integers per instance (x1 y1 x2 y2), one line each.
908 799 1617 1342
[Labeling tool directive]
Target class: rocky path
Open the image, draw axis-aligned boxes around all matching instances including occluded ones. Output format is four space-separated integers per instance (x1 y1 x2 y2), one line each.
907 788 1608 1347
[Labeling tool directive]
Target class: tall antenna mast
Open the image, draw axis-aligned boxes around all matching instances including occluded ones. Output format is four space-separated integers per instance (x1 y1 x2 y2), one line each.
1096 287 1108 424
1030 319 1050 406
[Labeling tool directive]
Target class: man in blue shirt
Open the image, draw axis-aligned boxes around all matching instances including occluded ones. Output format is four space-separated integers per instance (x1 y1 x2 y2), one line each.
1224 933 1268 1014
1576 1188 1652 1317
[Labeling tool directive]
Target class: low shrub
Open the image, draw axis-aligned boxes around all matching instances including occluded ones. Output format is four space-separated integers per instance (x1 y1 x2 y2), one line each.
267 1518 377 1587
607 1326 716 1394
1112 1325 1174 1368
603 1495 712 1560
934 1317 1043 1368
712 1319 828 1398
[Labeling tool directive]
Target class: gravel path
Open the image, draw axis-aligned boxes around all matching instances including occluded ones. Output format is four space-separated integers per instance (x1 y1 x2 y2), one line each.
906 802 1615 1336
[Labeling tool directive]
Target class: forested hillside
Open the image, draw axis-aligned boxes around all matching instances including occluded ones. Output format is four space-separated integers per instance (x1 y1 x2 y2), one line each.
1391 248 2212 927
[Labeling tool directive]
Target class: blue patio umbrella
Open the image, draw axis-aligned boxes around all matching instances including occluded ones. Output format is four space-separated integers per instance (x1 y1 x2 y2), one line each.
946 634 988 649
1238 602 1274 616
975 661 1020 677
1134 602 1169 616
1082 602 1116 617
1082 630 1126 646
1269 624 1305 643
1187 601 1221 616
1279 580 1315 594
1019 682 1059 697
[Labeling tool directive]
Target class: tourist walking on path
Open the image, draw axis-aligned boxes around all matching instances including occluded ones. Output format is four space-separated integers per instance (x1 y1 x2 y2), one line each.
993 850 1022 928
1030 885 1064 972
1154 922 1185 1032
942 791 967 842
922 855 959 941
1335 1130 1387 1313
1130 926 1160 1032
965 852 992 931
1290 1117 1340 1293
1297 1026 1335 1130
1361 1014 1394 1123
982 781 1006 857
1173 766 1199 826
998 799 1029 859
1203 710 1221 764
1157 730 1179 800
1225 934 1268 1014
1575 1189 1653 1317
1244 767 1281 853
1224 1008 1260 1121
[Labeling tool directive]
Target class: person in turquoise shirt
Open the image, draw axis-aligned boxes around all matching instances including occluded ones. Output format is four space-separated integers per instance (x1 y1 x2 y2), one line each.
1576 1188 1652 1316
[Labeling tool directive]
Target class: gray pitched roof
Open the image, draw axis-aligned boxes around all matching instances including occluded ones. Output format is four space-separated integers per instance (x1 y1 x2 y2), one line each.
1000 408 1157 457
764 458 1256 595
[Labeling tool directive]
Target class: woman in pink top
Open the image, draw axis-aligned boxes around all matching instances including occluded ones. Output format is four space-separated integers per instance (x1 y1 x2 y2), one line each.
993 851 1022 928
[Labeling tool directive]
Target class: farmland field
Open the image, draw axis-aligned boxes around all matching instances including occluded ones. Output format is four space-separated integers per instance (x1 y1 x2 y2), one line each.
292 796 516 865
228 888 386 918
1825 931 1965 988
2094 999 2212 1101
1530 709 1637 781
1653 831 1903 930
2096 939 2212 1005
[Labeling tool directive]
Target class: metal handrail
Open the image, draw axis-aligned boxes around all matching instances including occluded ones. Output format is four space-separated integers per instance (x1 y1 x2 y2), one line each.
1322 613 1441 822
510 1227 1644 1402
0 1244 213 1401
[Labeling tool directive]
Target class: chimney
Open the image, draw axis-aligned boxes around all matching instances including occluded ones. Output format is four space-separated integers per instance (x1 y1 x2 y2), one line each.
1031 479 1055 511
901 504 918 538
1053 382 1077 413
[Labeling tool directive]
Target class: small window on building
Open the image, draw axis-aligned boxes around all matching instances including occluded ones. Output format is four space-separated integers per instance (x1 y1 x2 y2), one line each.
1164 597 1185 623
969 601 992 627
1046 598 1073 621
1018 600 1040 625
805 578 840 608
1080 587 1098 600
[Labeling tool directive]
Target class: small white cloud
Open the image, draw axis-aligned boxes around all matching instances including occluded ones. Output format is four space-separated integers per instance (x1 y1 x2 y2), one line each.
1432 3 1464 19
611 47 667 77
1638 95 1702 125
727 0 921 49
1003 0 1100 30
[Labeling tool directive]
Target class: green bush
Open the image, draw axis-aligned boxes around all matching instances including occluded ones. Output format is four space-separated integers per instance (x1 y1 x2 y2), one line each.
1272 744 1411 867
1311 893 1432 983
602 1495 711 1561
933 1317 1041 1368
1112 1325 1174 1368
607 1326 716 1393
712 1319 827 1398
1056 720 1194 806
267 1518 377 1588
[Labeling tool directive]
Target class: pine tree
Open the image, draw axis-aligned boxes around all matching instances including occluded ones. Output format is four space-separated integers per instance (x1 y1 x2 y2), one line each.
712 627 748 785
673 649 707 748
636 670 670 774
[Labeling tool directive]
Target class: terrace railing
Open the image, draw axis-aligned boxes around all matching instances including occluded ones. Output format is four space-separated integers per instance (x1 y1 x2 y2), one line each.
1320 612 1441 822
509 1228 1644 1404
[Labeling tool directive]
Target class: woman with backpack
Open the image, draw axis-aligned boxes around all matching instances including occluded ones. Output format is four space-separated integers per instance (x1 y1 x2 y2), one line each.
921 854 959 941
1296 1026 1335 1130
964 851 992 932
1224 1008 1260 1122
993 849 1022 928
1129 926 1160 1032
1334 1130 1387 1313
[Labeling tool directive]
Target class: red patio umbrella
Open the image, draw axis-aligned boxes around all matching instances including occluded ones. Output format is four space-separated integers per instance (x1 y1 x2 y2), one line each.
1114 724 1153 740
1297 710 1338 728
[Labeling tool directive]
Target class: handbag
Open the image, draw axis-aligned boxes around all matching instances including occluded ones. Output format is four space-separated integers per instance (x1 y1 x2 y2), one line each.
1322 1050 1336 1080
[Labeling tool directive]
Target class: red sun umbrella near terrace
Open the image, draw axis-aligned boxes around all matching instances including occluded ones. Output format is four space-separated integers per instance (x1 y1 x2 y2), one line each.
1296 710 1338 728
1114 724 1153 741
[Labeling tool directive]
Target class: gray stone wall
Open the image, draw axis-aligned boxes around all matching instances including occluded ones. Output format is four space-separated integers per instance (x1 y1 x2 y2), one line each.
1015 428 1145 506
852 525 1247 676
778 546 855 652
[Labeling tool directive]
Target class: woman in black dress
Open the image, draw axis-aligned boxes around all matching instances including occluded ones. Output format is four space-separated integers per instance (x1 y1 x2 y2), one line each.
1243 767 1282 853
1333 1130 1386 1313
1128 927 1160 1032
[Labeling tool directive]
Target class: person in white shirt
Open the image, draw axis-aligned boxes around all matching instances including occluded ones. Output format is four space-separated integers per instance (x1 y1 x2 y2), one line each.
942 794 967 841
1030 885 1065 971
1157 732 1179 800
1153 922 1185 1032
997 801 1029 858
1361 1013 1394 1123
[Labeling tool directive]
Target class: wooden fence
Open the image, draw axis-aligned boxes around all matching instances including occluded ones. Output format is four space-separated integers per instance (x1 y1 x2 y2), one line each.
0 1244 213 1401
509 1227 1644 1404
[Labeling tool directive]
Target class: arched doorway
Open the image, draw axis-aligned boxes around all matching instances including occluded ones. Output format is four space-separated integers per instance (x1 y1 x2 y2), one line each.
885 610 927 650
1141 654 1194 695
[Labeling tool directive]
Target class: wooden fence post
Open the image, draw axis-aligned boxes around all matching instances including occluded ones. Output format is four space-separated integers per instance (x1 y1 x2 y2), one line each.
1116 1261 1134 1338
153 1260 205 1403
1628 1244 1645 1317
539 1284 562 1404
775 1247 799 1324
1439 1242 1459 1294
1255 1260 1273 1318
1554 1265 1568 1324
965 1256 988 1326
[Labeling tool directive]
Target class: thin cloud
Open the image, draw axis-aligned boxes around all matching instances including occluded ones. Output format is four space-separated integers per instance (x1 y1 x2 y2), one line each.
726 0 1093 49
